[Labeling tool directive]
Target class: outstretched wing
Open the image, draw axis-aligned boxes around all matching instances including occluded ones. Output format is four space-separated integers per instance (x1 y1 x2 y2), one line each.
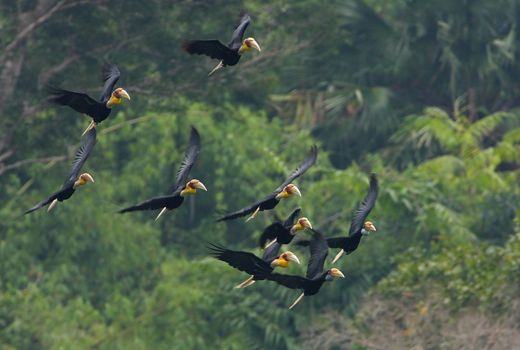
283 207 301 227
208 243 272 275
173 126 201 192
63 128 97 187
118 195 174 213
24 190 63 214
261 242 282 262
216 195 272 222
349 173 378 235
99 63 121 103
47 86 101 117
263 272 309 290
306 229 329 279
228 14 251 50
258 222 286 248
275 145 318 192
182 40 235 60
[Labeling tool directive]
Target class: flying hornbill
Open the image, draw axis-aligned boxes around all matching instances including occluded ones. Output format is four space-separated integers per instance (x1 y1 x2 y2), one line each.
258 229 345 309
182 14 261 76
119 126 207 220
25 129 97 214
297 173 378 263
259 207 313 249
217 145 318 222
208 242 300 289
47 63 130 135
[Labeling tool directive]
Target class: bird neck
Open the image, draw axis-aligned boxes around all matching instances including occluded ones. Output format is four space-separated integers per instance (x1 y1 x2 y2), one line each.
271 258 289 268
238 43 250 55
180 186 196 197
73 178 87 189
106 95 121 108
361 228 370 236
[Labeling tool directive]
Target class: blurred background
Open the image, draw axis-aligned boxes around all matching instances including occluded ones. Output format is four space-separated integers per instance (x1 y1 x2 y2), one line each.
1 0 519 349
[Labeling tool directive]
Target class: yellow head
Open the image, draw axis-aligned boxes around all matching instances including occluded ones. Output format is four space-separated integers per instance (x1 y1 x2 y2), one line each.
238 37 261 54
275 184 302 200
106 88 131 108
270 251 300 268
364 221 377 232
290 217 313 234
73 173 95 189
180 179 207 197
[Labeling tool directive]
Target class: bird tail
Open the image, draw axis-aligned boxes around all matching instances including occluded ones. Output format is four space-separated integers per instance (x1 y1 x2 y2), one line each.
208 61 224 76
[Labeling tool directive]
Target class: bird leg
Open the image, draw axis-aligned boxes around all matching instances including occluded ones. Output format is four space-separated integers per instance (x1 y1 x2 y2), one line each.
288 292 305 310
331 249 345 264
245 206 260 222
155 207 168 221
234 275 256 289
82 120 97 136
264 238 278 249
208 61 224 76
47 198 58 212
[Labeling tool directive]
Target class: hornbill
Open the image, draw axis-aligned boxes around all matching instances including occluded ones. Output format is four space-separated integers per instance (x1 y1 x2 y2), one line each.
217 145 318 222
296 173 378 263
47 63 130 135
259 207 313 249
119 126 207 220
25 129 96 214
208 242 300 289
258 229 345 309
182 14 261 76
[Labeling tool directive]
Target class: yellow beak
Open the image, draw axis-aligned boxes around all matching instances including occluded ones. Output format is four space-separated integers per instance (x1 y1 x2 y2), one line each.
119 89 131 101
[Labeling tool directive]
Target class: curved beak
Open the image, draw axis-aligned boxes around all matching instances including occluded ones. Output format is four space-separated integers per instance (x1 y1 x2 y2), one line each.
84 174 95 183
284 252 301 265
300 218 312 230
365 222 377 232
119 89 131 101
330 268 345 278
194 181 207 191
250 39 261 52
291 186 302 197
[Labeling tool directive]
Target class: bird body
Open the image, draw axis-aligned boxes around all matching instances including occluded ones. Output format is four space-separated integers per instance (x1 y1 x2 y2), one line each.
25 129 97 214
259 207 313 248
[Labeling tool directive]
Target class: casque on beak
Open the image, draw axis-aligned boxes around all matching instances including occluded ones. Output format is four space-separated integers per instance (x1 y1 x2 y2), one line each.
364 221 377 232
250 39 261 52
283 251 301 265
330 268 345 278
82 173 95 183
290 217 313 234
118 89 131 101
193 180 207 191
276 184 302 200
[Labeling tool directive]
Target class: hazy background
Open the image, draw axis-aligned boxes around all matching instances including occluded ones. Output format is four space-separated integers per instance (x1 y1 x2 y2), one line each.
1 0 519 349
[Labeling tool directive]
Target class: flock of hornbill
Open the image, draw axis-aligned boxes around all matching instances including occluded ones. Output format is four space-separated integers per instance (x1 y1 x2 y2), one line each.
25 14 379 309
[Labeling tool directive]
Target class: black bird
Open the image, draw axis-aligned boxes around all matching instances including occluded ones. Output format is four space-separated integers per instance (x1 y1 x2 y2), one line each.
47 63 130 135
259 229 345 309
259 207 313 249
183 14 261 76
208 242 300 289
119 127 207 220
25 129 97 214
217 145 318 222
297 173 378 263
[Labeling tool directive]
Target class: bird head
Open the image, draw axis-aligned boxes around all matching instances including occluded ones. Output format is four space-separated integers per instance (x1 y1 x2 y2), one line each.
180 179 207 197
238 37 261 54
290 217 313 234
271 251 301 268
106 88 131 108
325 268 345 281
73 173 95 188
361 221 377 236
275 184 302 200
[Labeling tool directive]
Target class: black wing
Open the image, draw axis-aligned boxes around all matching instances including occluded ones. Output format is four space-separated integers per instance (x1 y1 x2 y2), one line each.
325 236 347 249
99 63 121 103
47 86 101 116
306 229 329 279
173 126 201 192
208 243 272 275
263 272 309 290
283 207 301 227
216 195 271 222
63 128 96 187
228 14 251 50
275 145 318 192
259 222 286 248
183 40 235 60
118 195 174 213
24 190 63 214
349 173 378 235
261 242 282 262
